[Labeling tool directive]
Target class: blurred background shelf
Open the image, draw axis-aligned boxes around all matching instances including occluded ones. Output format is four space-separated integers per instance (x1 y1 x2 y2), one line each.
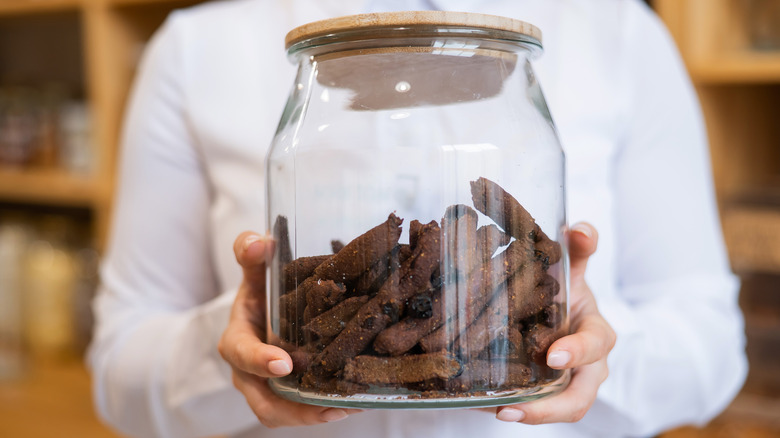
106 0 201 7
656 0 780 437
663 392 780 438
0 1 210 437
0 168 104 207
723 207 780 274
0 361 119 438
691 53 780 84
0 0 83 16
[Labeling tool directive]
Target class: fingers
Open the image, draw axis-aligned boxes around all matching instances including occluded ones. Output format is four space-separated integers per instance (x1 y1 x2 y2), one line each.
219 320 293 378
546 313 616 370
496 359 608 424
568 223 598 285
226 232 361 428
233 232 274 287
492 221 613 425
233 370 361 428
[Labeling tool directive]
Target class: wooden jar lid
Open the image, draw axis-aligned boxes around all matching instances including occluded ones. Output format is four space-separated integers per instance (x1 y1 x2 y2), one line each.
285 11 542 50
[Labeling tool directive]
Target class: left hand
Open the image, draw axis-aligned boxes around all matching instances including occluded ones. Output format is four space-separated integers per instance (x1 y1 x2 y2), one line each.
218 232 362 427
495 222 616 424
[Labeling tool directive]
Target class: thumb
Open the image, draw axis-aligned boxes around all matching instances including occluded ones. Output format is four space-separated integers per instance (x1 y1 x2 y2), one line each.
568 222 598 286
233 232 274 287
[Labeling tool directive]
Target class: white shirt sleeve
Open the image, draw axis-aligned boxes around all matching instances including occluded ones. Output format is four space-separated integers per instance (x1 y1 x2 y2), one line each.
577 3 748 436
87 15 258 438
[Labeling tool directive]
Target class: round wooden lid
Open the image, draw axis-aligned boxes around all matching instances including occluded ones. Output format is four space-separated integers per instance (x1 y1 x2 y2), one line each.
285 11 542 50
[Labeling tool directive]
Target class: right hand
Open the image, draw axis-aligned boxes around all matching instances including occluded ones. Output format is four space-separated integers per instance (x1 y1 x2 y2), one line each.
218 232 362 428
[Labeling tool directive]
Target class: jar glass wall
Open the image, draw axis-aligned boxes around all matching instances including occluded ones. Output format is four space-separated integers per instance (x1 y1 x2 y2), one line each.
266 12 569 409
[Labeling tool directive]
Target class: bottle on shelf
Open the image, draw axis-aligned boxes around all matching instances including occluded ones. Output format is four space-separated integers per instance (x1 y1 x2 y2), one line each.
0 219 30 379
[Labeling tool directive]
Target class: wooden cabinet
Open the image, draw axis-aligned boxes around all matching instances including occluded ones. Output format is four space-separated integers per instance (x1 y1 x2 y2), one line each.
0 0 204 249
0 3 205 436
655 0 780 266
655 1 780 435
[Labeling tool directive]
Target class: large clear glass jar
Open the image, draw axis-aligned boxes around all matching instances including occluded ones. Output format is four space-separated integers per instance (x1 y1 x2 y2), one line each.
266 11 569 409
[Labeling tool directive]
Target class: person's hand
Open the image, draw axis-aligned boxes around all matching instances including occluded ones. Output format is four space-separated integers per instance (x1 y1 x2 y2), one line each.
218 232 361 428
495 222 616 424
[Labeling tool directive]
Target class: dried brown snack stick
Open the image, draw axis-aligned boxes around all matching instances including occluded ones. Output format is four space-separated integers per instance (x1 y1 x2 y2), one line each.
446 360 531 392
273 216 294 312
303 295 369 339
534 235 562 267
373 287 445 356
280 255 331 337
478 326 525 361
453 285 509 360
420 237 529 353
277 316 296 344
313 213 404 283
311 221 440 375
470 177 563 265
305 376 369 396
343 352 463 385
273 215 293 265
506 263 552 322
380 220 442 318
302 279 347 323
543 302 564 327
441 204 479 280
306 300 393 379
307 260 400 378
352 244 409 296
475 224 511 262
525 323 564 365
291 214 403 353
407 287 435 319
418 321 455 353
331 239 345 254
466 237 534 321
283 254 331 292
505 326 525 358
409 219 421 249
470 177 542 241
278 293 306 343
289 350 315 374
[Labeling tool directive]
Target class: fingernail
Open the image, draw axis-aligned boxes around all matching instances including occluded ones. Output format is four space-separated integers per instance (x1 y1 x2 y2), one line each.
320 408 349 422
243 235 263 251
497 408 526 422
268 359 291 376
572 224 592 239
547 350 571 368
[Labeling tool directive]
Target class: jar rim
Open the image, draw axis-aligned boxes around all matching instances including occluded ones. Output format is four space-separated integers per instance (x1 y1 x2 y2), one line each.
285 11 543 53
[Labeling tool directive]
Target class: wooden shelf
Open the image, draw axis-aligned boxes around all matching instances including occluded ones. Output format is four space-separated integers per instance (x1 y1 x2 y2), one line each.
729 184 780 207
661 392 780 437
691 52 780 84
722 206 780 274
720 392 780 430
105 0 200 6
656 0 780 84
655 3 780 436
0 0 197 16
0 168 105 207
0 0 83 16
0 360 120 438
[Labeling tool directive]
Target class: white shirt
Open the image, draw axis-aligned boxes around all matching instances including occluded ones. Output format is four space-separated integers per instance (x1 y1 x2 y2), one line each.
87 0 748 437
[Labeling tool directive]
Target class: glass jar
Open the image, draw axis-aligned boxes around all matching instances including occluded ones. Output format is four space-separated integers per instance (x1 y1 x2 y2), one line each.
266 11 568 409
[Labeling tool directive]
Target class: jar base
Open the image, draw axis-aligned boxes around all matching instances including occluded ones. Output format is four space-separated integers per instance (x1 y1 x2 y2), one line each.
268 370 570 409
